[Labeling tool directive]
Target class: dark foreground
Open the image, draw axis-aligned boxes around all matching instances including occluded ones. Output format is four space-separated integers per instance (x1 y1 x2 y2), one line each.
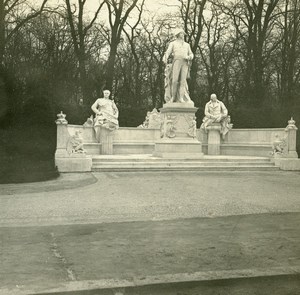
1 212 299 294
37 275 300 295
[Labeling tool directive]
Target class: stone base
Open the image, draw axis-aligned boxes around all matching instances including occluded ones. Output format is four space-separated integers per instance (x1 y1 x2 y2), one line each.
206 123 222 155
154 102 202 158
273 158 300 171
93 126 115 155
285 151 299 158
55 157 92 172
153 139 203 158
160 103 198 138
163 101 195 108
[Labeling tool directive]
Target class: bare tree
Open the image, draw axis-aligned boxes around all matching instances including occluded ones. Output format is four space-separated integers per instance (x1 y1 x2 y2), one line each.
104 0 143 91
279 0 300 105
141 17 173 107
122 0 145 105
216 0 282 105
65 0 105 99
0 0 48 65
198 2 238 105
199 5 224 96
178 0 207 100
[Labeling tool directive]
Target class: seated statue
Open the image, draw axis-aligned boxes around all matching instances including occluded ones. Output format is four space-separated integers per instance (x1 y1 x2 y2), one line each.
91 89 119 135
201 93 232 138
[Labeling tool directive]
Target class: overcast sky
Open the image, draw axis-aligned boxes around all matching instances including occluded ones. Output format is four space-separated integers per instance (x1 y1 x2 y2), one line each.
44 0 179 16
89 0 178 14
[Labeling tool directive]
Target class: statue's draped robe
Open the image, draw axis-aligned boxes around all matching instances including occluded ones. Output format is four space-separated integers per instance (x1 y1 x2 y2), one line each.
92 98 119 130
201 99 232 137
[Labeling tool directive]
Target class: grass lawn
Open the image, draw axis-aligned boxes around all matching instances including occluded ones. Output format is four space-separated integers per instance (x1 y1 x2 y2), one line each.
0 124 59 184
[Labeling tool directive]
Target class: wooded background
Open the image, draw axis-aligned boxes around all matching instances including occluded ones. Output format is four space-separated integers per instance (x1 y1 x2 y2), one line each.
0 0 300 182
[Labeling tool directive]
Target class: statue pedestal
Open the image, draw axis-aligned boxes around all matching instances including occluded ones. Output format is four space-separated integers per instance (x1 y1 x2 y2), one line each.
96 126 114 155
153 102 203 158
207 123 222 155
285 127 298 158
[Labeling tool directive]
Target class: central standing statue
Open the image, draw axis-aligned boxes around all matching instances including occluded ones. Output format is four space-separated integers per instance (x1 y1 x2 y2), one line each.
163 28 194 103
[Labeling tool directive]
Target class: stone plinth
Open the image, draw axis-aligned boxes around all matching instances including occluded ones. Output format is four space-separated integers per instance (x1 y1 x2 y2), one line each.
55 112 92 172
207 123 222 155
55 113 69 158
55 156 92 172
96 126 115 155
273 158 300 170
285 118 298 158
153 102 203 157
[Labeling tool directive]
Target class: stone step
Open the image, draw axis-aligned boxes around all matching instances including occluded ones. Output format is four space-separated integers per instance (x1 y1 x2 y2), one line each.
91 154 277 171
92 155 271 163
92 165 278 172
92 161 274 167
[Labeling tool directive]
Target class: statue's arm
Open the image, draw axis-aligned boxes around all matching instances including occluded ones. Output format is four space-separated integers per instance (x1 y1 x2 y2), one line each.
204 103 211 118
91 99 100 115
220 102 228 117
112 101 119 117
187 44 194 61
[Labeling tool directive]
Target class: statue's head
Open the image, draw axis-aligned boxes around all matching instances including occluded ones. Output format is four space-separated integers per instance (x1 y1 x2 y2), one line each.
210 93 217 102
173 28 185 39
103 89 111 98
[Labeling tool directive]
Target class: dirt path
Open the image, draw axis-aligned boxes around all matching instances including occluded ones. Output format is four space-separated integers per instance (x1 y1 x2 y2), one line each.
1 212 299 294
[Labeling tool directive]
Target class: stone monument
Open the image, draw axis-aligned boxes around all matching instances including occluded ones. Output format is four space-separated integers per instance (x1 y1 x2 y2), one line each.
91 89 119 155
55 112 92 172
200 93 232 155
153 28 203 157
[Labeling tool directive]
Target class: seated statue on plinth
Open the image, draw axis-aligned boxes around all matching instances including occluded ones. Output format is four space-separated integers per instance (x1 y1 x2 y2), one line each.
91 89 119 132
163 28 194 103
201 93 232 138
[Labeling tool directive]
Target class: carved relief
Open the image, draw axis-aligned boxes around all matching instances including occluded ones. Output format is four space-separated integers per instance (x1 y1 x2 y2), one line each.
160 119 164 138
148 108 162 128
187 115 197 138
138 108 162 129
164 115 178 138
161 114 178 138
270 134 287 157
67 131 86 155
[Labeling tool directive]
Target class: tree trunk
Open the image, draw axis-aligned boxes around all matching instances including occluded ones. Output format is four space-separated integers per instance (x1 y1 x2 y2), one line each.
0 0 5 65
105 43 117 90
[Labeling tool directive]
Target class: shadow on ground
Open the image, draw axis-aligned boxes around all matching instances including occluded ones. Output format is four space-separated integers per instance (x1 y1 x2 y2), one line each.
35 274 300 295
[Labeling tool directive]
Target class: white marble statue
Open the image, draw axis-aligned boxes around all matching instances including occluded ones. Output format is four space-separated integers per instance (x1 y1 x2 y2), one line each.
163 28 194 103
91 89 119 133
201 94 232 138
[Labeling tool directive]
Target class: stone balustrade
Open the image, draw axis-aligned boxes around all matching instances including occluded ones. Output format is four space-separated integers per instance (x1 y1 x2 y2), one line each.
55 112 299 172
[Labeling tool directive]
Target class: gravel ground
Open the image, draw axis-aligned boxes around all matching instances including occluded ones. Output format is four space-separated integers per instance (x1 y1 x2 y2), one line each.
0 171 300 227
0 171 300 294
